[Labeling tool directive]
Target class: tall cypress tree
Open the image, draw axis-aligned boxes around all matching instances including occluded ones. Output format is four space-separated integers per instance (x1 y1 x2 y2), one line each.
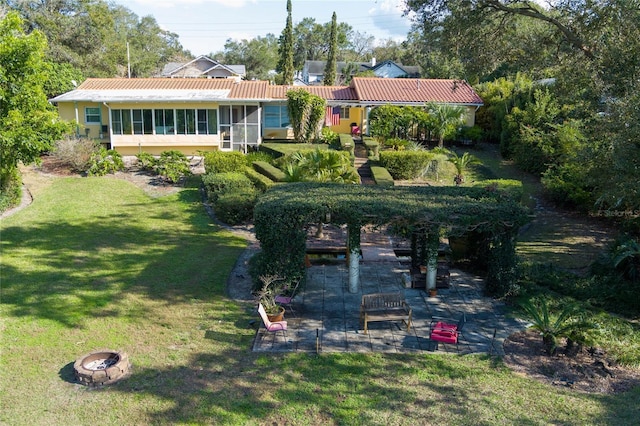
277 0 294 85
323 12 337 86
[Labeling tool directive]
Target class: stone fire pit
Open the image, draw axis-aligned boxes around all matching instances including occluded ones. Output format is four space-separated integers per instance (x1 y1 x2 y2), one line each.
73 350 130 386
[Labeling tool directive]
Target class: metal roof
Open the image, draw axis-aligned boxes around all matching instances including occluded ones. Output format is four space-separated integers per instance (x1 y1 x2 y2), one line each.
50 77 483 106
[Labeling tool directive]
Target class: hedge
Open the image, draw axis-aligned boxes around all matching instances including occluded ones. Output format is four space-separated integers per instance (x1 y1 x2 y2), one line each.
362 136 379 159
339 134 354 156
214 189 257 225
473 179 524 202
370 166 394 187
253 161 286 182
254 183 531 296
244 166 275 192
203 151 247 173
379 150 434 180
202 172 253 202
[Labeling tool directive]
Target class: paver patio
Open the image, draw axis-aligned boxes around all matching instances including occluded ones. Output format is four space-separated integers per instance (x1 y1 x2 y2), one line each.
252 261 528 354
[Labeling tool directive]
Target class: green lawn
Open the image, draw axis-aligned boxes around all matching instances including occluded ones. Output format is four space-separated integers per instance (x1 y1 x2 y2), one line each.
1 174 639 425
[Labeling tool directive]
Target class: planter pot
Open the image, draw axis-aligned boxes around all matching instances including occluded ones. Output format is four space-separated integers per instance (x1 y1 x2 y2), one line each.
266 306 285 322
419 265 427 274
428 288 438 297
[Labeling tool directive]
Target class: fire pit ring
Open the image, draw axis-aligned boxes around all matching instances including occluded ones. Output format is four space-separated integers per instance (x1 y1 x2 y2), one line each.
73 350 130 386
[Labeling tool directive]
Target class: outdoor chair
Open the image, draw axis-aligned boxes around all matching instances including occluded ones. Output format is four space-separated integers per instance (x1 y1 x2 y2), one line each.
274 279 301 316
429 313 466 351
257 303 287 339
351 124 361 137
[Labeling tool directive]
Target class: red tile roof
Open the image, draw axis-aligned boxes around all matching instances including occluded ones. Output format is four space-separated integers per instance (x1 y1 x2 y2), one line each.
267 85 358 101
65 77 482 105
350 77 483 105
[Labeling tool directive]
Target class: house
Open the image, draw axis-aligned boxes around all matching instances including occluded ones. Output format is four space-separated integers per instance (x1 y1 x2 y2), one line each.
159 55 246 80
49 77 483 156
302 58 420 85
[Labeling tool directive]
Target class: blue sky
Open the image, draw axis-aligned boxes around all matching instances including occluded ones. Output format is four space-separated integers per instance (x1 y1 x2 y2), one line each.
116 0 414 56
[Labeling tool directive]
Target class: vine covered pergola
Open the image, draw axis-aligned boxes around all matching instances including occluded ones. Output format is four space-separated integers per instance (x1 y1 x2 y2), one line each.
253 183 531 296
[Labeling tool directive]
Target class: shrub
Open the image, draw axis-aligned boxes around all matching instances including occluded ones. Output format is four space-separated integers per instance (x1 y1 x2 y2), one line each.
362 136 379 159
472 179 523 202
338 134 354 156
245 151 274 165
370 166 394 187
379 150 434 180
87 148 124 176
320 127 340 149
202 172 254 202
204 151 246 173
0 167 22 212
155 150 191 183
519 298 594 356
385 138 410 150
244 166 275 192
136 151 157 171
253 161 286 182
51 136 100 172
214 189 258 225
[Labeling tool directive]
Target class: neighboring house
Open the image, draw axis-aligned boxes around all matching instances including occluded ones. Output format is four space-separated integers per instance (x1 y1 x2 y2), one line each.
50 77 482 155
302 59 420 85
159 55 246 80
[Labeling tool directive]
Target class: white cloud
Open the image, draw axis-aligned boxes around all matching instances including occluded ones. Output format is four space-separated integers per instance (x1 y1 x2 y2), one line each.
368 0 412 37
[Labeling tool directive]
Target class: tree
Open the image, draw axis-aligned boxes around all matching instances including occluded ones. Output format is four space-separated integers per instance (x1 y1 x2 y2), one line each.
286 89 326 143
277 0 294 85
0 12 71 209
426 103 466 147
323 12 338 85
8 0 189 78
220 35 279 81
447 151 481 185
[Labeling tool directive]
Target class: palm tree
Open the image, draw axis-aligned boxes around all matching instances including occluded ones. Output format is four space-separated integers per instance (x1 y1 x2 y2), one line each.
427 102 467 148
447 151 481 185
519 298 592 356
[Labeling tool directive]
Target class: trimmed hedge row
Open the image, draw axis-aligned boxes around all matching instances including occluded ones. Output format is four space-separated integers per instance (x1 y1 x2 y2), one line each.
473 179 524 202
338 134 354 156
379 150 434 180
253 161 286 182
203 151 246 173
362 136 379 159
202 172 253 201
370 166 394 187
244 166 275 192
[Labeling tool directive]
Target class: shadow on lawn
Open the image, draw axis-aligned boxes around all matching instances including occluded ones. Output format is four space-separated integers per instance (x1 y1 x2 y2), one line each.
0 185 246 327
105 349 629 425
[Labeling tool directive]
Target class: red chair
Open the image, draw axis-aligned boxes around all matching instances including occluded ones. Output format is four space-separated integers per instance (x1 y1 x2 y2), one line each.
351 124 361 137
257 303 287 339
429 314 465 350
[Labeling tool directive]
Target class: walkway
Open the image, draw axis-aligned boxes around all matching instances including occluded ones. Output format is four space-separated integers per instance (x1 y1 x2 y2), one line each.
252 261 528 354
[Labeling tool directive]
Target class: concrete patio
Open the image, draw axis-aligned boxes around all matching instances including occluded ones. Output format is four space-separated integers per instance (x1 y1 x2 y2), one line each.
252 261 528 354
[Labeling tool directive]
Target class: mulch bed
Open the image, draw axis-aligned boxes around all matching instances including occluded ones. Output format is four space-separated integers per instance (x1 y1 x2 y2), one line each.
503 329 640 394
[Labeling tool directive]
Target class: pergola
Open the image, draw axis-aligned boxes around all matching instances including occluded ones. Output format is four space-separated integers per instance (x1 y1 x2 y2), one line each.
253 183 531 296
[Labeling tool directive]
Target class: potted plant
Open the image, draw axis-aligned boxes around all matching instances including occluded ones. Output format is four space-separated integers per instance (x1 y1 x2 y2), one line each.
255 275 286 322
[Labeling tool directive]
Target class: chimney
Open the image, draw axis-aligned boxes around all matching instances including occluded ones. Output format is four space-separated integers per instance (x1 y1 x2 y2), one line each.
371 57 376 67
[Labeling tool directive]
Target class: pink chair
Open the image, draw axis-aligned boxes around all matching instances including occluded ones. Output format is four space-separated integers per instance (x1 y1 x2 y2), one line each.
274 279 301 315
429 314 465 351
257 303 287 338
351 124 361 137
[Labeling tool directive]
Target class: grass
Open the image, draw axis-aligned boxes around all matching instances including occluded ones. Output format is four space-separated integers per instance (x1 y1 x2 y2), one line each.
2 171 640 425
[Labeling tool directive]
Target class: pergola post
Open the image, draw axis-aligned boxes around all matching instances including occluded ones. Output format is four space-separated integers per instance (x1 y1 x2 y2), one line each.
426 229 440 290
347 223 361 293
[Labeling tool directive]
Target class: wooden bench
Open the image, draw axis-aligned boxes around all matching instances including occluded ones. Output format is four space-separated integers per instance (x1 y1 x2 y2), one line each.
360 292 412 334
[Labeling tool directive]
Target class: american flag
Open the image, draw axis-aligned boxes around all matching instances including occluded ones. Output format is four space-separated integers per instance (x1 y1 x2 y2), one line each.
325 106 341 126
